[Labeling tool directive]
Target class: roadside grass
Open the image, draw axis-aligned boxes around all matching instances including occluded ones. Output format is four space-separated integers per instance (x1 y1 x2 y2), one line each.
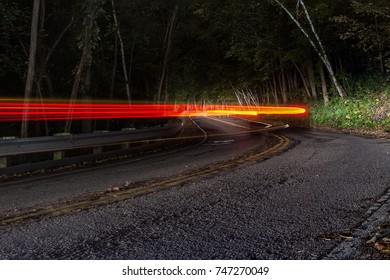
309 79 390 133
261 75 390 137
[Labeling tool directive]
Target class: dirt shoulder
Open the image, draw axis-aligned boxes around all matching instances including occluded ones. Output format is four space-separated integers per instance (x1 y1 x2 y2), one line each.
310 126 390 139
260 116 390 139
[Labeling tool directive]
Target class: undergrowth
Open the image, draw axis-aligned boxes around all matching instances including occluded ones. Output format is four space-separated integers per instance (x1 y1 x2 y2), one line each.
309 75 390 132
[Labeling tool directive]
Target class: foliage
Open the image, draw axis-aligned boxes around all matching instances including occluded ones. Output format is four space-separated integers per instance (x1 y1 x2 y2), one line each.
0 1 29 84
0 0 390 136
332 0 390 73
310 75 390 131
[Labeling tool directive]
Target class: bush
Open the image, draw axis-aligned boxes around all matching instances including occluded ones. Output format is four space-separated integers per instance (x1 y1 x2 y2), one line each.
309 75 390 132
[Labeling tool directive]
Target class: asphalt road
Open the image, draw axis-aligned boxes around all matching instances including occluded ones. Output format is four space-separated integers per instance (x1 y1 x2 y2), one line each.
0 118 389 259
0 117 265 212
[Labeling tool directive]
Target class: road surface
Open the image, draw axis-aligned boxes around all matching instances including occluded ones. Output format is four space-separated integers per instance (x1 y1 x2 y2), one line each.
0 118 389 259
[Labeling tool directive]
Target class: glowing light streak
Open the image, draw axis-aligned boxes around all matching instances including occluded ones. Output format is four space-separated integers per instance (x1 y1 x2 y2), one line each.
0 99 306 122
206 110 258 116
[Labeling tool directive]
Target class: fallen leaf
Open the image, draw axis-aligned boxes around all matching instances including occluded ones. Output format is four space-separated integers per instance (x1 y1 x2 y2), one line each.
366 236 377 244
374 243 390 254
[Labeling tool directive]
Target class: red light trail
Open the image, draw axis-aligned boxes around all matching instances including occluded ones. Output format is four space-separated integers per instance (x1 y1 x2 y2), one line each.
0 100 307 122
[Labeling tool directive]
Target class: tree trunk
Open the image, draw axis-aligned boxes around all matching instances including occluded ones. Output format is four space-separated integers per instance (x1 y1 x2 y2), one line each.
109 32 118 101
21 0 40 138
298 0 346 98
34 0 48 136
35 9 73 135
292 59 311 98
64 46 91 133
43 70 54 98
272 0 346 98
106 33 118 130
307 56 317 99
279 53 288 103
164 66 169 103
156 4 178 102
266 86 270 105
110 0 131 103
293 70 298 88
82 67 92 133
64 0 99 133
287 72 293 91
319 61 329 104
128 34 136 93
37 17 73 89
272 72 279 105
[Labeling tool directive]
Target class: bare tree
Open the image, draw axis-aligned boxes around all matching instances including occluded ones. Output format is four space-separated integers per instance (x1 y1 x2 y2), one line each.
64 0 101 133
21 0 40 138
34 1 74 135
271 0 346 99
36 16 74 99
109 33 118 102
292 61 311 99
156 4 178 102
110 0 131 103
307 56 317 99
279 52 288 103
318 61 329 104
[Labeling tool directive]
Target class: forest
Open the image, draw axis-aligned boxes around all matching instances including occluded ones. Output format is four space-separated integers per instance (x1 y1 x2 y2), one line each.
0 0 389 137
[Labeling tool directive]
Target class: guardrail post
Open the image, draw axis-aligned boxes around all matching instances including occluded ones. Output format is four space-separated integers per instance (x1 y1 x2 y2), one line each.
121 142 129 149
0 157 7 168
53 133 71 160
121 128 136 149
53 151 65 160
92 131 109 154
1 136 17 168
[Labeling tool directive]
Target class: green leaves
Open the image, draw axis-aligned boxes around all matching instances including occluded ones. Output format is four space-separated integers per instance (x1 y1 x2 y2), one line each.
0 1 29 79
310 75 390 130
332 0 390 73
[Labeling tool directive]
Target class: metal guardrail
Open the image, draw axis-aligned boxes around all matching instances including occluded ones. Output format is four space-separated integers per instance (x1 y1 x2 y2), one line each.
0 120 183 174
0 122 183 157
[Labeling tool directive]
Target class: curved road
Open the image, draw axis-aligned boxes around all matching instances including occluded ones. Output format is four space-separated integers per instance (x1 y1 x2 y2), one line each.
0 117 267 213
0 118 389 259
